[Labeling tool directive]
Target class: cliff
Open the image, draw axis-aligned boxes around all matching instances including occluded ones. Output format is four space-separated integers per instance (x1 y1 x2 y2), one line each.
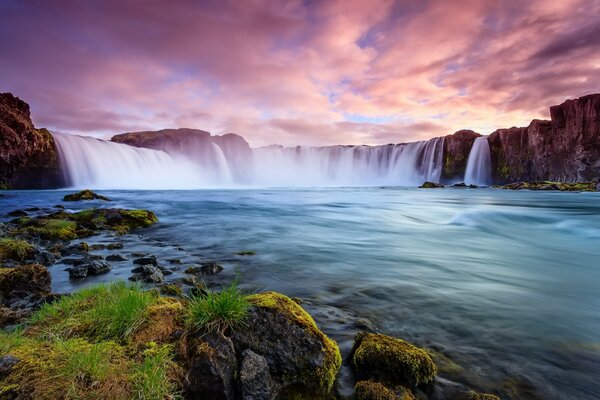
488 94 600 183
112 128 253 182
441 130 481 182
0 93 63 189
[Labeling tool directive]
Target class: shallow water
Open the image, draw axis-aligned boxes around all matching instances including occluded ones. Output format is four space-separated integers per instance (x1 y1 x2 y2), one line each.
2 187 600 399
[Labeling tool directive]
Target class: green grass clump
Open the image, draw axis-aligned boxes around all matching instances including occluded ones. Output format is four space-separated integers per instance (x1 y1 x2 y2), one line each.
31 281 158 341
17 219 78 240
186 281 250 334
0 238 35 261
133 342 180 400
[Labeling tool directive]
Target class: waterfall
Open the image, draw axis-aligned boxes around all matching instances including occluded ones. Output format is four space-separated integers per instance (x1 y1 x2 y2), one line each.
53 132 446 188
53 133 207 189
464 136 492 185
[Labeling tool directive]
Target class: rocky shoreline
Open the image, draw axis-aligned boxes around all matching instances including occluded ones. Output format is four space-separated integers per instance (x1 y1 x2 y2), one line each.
0 190 504 399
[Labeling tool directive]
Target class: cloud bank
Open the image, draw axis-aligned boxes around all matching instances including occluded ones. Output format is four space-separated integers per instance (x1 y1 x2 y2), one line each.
1 0 599 146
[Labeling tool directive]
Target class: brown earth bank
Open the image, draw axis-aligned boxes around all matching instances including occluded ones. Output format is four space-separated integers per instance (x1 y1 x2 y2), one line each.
0 93 64 189
1 92 599 188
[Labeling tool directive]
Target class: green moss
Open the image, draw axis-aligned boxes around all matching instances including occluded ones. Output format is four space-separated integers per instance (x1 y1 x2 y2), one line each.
0 238 35 261
355 380 415 400
426 349 464 376
63 189 111 202
249 291 342 392
351 332 437 388
16 218 78 240
466 391 501 400
502 181 596 192
159 284 184 297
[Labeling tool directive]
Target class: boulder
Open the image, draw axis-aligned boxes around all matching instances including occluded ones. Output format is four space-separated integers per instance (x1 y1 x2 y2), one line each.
350 332 437 388
0 264 51 304
133 255 158 266
441 130 481 182
184 332 238 400
231 291 341 396
106 254 128 262
0 93 64 189
240 349 274 400
63 189 110 202
86 260 111 275
419 182 444 188
129 265 164 283
68 265 88 279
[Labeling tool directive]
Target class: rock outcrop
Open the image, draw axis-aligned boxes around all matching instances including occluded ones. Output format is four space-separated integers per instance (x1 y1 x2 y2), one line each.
111 128 253 182
0 93 64 189
441 130 481 182
488 94 600 183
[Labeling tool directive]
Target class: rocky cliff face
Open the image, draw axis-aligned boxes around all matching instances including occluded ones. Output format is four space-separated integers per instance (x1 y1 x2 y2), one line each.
488 94 600 183
112 128 253 182
0 93 64 189
441 130 481 182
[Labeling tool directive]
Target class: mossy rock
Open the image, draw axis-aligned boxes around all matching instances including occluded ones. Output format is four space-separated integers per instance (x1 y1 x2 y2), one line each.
159 284 184 297
0 264 51 303
231 291 342 395
501 181 596 192
355 380 416 400
0 238 36 262
351 332 437 388
419 181 444 188
13 218 78 240
464 391 501 400
63 189 111 201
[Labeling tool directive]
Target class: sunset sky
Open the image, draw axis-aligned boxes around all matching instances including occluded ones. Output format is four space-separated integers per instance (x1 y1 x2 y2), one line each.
1 0 599 146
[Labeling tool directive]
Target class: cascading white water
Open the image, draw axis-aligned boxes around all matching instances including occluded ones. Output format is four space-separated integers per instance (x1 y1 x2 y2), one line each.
464 136 492 186
53 132 446 188
250 138 445 186
53 133 207 189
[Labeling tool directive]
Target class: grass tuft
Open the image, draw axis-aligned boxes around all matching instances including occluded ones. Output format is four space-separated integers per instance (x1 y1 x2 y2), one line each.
186 280 250 334
0 238 35 261
133 342 180 400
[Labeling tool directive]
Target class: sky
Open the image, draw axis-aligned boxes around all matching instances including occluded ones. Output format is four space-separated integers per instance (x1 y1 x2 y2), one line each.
1 0 599 147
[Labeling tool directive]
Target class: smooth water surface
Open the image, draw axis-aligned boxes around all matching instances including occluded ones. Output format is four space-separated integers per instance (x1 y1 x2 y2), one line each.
2 188 599 399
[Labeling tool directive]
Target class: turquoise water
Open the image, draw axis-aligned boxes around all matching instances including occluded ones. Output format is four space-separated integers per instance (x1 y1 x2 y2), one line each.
2 188 600 399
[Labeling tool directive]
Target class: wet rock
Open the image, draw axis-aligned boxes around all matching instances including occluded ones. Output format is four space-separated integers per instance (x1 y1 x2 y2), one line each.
0 355 19 378
441 130 481 182
0 306 30 327
89 244 106 250
133 255 158 266
87 260 111 275
240 349 274 400
236 250 256 256
60 242 89 256
68 265 88 279
0 264 51 304
129 265 164 283
107 243 124 250
35 250 57 266
419 181 444 188
231 292 341 396
53 204 65 209
24 207 40 212
168 258 181 264
350 332 437 389
7 209 27 217
185 332 237 400
106 254 128 262
63 189 111 202
186 262 223 275
500 181 596 191
355 380 415 400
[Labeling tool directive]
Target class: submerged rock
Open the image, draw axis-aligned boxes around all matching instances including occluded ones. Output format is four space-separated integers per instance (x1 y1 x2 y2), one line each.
107 242 124 250
419 181 444 188
133 255 158 266
231 291 341 396
106 254 128 262
185 262 224 275
500 181 596 191
63 189 111 202
351 332 437 388
355 380 415 400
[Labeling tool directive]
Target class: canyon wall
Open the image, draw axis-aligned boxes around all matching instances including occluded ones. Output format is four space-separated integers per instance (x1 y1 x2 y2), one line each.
0 93 64 189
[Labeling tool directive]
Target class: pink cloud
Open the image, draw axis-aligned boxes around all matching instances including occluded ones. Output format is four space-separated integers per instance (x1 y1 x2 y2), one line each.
1 0 599 146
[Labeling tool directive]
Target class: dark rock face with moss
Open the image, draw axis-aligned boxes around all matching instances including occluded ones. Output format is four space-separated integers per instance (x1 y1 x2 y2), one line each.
0 93 64 189
441 130 481 182
488 94 600 184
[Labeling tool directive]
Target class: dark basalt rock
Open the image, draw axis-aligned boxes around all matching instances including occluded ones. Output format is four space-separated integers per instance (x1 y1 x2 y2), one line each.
7 210 28 217
129 265 164 283
0 355 19 379
419 181 444 188
87 260 111 275
107 243 124 250
133 255 158 266
0 93 64 189
240 349 274 400
0 264 52 326
106 254 128 262
63 189 111 202
68 265 88 279
441 130 481 182
184 332 238 400
231 292 341 396
185 262 224 275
